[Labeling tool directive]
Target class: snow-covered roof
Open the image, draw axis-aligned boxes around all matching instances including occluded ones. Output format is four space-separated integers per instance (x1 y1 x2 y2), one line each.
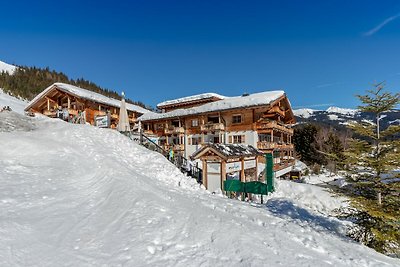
157 93 225 108
192 143 263 159
140 90 285 121
25 83 152 115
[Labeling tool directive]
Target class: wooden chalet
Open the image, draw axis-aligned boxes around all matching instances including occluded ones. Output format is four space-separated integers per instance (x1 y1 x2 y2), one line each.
25 83 151 129
139 90 296 176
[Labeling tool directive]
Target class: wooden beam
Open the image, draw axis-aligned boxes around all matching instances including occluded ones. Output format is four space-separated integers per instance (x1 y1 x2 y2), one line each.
202 160 208 189
240 158 245 182
221 160 226 193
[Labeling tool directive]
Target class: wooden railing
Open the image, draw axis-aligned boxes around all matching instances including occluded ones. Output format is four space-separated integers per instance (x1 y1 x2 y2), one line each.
257 142 294 150
164 126 185 135
200 122 225 132
256 120 293 134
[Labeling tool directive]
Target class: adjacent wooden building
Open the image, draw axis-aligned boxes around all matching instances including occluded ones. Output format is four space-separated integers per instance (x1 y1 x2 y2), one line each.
25 83 152 129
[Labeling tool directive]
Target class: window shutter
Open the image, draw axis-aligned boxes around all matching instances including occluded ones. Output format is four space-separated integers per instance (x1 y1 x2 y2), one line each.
242 135 245 143
188 137 191 145
228 136 232 143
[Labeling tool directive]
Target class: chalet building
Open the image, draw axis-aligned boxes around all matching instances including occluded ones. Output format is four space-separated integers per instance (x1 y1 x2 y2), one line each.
25 83 151 129
139 91 296 174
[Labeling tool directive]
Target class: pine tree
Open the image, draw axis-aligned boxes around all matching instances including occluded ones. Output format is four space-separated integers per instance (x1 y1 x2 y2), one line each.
343 82 400 255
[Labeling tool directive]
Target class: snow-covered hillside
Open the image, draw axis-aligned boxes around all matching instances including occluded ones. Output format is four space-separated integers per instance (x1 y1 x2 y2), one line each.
293 108 318 118
0 89 27 114
0 109 398 266
293 106 399 130
0 60 17 74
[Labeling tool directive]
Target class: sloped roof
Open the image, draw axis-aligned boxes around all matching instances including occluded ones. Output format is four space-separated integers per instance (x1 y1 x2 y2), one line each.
192 143 263 160
157 93 225 108
140 90 285 121
25 83 153 115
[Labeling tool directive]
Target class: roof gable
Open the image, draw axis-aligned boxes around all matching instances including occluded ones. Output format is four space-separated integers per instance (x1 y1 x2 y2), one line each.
192 143 263 160
25 83 154 115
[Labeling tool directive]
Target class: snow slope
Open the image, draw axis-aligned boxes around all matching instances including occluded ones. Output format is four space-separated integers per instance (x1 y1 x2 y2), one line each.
0 89 27 114
293 108 318 118
326 106 358 116
0 60 17 74
0 113 399 266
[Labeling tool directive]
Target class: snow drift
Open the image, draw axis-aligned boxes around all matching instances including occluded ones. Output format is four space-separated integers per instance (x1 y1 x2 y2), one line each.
0 110 399 266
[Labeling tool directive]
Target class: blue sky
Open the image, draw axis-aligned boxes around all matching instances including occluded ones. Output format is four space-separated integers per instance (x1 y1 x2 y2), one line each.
1 0 400 109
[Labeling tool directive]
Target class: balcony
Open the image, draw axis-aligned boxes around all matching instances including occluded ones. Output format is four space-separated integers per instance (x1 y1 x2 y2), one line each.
200 122 225 132
257 142 294 151
173 144 185 151
162 144 184 151
256 120 293 134
164 126 185 135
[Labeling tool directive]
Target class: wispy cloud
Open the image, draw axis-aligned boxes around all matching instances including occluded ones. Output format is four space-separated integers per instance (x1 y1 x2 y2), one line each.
293 103 335 109
364 13 400 36
315 82 342 88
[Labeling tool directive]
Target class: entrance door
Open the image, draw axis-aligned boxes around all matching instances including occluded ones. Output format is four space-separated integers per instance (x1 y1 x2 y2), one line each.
207 162 221 193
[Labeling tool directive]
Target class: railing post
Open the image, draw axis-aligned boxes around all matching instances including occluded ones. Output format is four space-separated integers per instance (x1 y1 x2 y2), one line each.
265 153 274 193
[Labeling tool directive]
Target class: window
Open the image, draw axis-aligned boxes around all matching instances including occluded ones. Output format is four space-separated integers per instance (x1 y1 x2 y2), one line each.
191 119 198 127
191 137 202 145
229 135 245 144
156 123 164 130
213 136 220 144
232 114 242 124
207 116 219 123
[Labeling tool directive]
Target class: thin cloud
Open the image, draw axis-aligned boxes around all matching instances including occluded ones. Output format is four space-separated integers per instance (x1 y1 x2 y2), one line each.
364 13 400 36
293 103 335 109
314 82 343 89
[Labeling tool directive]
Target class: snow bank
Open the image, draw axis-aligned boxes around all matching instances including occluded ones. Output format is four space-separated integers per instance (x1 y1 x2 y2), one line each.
0 113 398 266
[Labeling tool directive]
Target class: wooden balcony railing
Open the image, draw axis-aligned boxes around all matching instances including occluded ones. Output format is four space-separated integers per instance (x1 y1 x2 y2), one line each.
257 142 294 150
164 126 185 135
200 123 225 132
162 144 184 151
256 120 293 134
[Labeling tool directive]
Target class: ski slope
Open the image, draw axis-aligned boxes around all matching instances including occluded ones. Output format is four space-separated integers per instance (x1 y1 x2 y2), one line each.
0 108 398 265
0 89 27 114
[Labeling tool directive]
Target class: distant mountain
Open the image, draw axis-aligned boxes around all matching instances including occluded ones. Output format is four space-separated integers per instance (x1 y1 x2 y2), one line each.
293 106 400 131
0 60 152 110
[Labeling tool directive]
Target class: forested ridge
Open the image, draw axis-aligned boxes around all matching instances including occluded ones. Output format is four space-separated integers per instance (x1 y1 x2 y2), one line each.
0 65 152 110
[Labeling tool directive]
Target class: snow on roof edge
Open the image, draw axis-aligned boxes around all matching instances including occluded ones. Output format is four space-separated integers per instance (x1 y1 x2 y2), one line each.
140 90 286 121
157 93 226 108
25 82 153 115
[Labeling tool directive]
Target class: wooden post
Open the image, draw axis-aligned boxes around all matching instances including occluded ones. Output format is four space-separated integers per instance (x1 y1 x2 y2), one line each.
221 160 226 193
47 98 50 110
240 158 245 182
202 159 207 189
67 97 71 109
255 156 258 181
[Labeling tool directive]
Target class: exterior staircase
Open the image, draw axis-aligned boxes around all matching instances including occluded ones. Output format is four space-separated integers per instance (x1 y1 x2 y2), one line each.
125 130 203 183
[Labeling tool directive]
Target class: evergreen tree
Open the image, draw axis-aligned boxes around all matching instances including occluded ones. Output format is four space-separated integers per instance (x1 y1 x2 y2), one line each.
293 124 325 165
343 82 400 255
322 132 346 174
